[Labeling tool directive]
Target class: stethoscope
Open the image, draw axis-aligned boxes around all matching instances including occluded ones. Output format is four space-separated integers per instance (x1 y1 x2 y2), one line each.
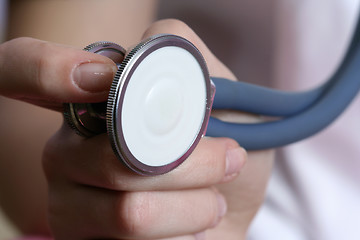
64 19 360 175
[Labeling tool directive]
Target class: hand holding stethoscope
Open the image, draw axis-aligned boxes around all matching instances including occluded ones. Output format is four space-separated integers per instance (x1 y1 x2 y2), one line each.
0 18 271 240
65 15 360 175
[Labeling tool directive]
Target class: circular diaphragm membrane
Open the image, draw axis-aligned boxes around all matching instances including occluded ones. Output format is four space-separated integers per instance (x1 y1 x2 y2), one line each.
107 35 213 175
64 42 126 137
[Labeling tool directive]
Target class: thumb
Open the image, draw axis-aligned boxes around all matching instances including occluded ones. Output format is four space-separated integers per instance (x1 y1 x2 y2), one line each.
0 37 118 111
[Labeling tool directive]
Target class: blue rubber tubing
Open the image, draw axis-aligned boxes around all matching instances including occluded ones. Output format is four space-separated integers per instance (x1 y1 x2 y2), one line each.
206 15 360 150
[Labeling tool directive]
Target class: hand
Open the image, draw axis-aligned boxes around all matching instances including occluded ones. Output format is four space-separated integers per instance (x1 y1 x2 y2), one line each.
0 36 118 235
0 20 273 239
43 20 274 240
142 20 274 239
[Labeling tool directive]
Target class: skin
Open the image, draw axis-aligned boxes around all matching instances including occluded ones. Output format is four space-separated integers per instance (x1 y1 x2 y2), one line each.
0 1 274 239
0 0 158 235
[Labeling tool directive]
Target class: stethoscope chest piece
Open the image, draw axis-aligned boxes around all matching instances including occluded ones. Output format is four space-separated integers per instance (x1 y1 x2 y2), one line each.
65 35 214 175
108 35 214 175
65 27 360 173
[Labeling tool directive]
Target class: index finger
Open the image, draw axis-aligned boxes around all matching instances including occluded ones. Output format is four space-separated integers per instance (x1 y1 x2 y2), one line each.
0 37 117 110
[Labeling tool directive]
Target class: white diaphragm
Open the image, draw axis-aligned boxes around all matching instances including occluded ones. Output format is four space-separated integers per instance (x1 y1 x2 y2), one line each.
121 46 206 167
108 35 214 175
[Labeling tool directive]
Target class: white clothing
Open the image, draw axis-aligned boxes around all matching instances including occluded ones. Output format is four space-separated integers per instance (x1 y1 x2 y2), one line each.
249 1 360 239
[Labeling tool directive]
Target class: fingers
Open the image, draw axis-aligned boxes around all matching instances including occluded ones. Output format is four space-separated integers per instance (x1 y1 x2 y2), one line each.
0 37 117 110
42 19 247 191
49 184 225 239
44 127 247 191
42 19 251 240
0 20 230 112
141 19 237 81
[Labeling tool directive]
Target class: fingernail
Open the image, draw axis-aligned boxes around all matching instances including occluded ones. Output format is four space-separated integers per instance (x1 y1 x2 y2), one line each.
212 192 227 228
73 63 117 92
224 147 247 180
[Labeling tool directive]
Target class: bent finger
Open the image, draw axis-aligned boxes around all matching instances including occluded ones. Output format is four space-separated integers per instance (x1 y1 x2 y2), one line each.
141 19 237 81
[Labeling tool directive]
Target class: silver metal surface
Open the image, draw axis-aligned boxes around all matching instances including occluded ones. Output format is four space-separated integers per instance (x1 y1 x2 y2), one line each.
63 42 126 137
